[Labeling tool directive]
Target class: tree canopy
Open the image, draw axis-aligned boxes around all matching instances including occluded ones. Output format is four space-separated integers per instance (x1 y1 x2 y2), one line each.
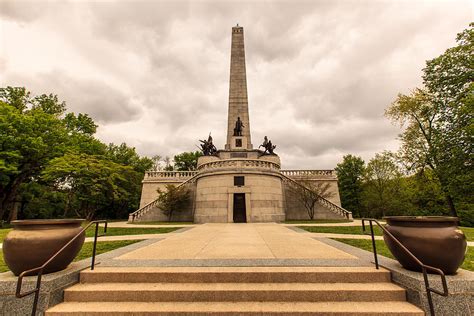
173 151 202 171
335 155 365 217
386 23 473 217
0 86 155 222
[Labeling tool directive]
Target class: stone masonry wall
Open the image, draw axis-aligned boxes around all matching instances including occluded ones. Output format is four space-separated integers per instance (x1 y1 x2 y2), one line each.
283 180 346 220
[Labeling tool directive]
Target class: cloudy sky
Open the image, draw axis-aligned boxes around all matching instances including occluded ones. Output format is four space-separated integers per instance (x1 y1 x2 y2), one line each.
1 0 472 169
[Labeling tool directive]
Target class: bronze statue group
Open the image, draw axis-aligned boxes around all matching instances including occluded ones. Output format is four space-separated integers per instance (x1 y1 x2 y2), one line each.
199 117 276 156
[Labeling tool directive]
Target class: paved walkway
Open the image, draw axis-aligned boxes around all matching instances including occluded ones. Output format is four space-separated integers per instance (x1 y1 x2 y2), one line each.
284 219 370 227
116 223 356 260
109 220 367 228
107 222 196 228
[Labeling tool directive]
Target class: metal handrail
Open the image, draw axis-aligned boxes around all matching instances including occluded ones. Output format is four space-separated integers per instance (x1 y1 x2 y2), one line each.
361 218 448 316
280 173 352 219
16 220 108 316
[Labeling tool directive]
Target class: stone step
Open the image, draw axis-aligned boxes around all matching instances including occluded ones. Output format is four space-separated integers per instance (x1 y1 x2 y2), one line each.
64 282 406 302
80 267 391 283
46 301 424 315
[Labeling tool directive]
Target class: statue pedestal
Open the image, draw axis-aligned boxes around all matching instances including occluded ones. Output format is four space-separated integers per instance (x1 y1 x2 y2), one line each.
226 136 251 150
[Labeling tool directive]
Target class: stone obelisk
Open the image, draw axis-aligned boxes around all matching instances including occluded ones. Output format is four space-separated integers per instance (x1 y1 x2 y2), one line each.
225 25 253 150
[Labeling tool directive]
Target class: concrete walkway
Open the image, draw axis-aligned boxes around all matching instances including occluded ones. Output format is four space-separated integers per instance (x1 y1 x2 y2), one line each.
284 219 371 227
107 221 196 228
117 223 356 260
109 220 367 228
2 222 473 248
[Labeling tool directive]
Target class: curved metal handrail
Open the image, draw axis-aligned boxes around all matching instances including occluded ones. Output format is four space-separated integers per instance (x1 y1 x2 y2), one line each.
361 218 448 316
280 173 352 219
16 220 108 316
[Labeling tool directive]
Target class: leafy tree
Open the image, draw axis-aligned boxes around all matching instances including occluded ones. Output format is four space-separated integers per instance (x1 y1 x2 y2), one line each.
156 184 191 221
423 23 473 217
0 86 30 111
64 113 97 135
386 24 473 218
17 182 68 219
32 93 66 116
401 169 448 217
335 155 365 217
0 94 68 221
42 153 135 220
106 143 153 174
362 152 404 218
173 151 202 171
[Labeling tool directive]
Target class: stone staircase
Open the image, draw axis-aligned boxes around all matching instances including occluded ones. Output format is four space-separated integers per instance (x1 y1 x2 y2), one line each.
46 266 424 315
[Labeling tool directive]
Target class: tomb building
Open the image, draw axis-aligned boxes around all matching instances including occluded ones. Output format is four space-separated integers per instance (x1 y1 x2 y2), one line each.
130 25 351 223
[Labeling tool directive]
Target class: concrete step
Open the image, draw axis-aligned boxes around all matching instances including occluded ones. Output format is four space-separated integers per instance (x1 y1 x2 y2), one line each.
46 301 425 315
80 267 392 283
64 282 406 302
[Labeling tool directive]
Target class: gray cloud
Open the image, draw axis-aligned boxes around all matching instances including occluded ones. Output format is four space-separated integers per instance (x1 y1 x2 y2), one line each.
4 71 142 124
0 0 471 168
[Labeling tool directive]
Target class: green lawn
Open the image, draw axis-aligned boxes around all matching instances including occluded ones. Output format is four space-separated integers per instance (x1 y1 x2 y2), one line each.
334 238 474 272
0 240 142 273
129 221 194 225
84 226 180 237
284 219 353 224
298 225 384 236
0 225 179 244
0 228 12 244
299 225 473 241
461 227 474 241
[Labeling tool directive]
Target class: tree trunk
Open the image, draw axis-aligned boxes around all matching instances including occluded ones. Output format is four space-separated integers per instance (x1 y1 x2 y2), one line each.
445 194 458 217
7 202 19 222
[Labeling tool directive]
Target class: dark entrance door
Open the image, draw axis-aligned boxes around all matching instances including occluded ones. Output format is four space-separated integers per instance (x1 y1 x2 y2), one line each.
233 193 246 223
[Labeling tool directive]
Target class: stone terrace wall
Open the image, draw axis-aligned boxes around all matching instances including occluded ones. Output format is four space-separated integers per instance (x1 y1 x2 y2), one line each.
281 170 344 220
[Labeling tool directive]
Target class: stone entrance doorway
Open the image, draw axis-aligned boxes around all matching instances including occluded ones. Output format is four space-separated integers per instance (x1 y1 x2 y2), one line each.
233 193 246 223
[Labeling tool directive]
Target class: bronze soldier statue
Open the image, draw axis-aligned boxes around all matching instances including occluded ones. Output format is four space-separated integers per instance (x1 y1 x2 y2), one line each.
259 136 276 155
199 133 217 156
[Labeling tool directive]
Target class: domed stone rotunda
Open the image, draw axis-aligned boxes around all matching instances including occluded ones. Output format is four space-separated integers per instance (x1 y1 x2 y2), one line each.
130 25 351 223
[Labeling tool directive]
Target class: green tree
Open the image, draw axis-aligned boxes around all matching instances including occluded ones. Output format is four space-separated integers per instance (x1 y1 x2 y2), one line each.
42 153 135 220
173 151 202 171
64 112 97 135
401 169 448 217
0 91 68 221
335 155 365 217
423 23 473 217
32 93 66 116
156 184 191 221
106 143 153 174
387 24 473 218
362 152 404 218
0 86 30 111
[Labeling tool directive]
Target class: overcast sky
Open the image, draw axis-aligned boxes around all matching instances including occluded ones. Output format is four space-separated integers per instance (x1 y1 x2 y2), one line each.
1 0 472 169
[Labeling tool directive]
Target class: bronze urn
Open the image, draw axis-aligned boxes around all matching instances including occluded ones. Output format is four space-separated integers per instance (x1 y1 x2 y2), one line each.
3 219 85 276
383 216 467 275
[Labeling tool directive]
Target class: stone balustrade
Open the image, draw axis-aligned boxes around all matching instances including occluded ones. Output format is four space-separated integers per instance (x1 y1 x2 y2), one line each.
144 171 198 179
280 170 336 177
197 159 281 172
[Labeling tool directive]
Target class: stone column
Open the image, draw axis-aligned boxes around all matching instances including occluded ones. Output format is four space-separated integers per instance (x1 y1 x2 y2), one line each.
225 25 253 150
